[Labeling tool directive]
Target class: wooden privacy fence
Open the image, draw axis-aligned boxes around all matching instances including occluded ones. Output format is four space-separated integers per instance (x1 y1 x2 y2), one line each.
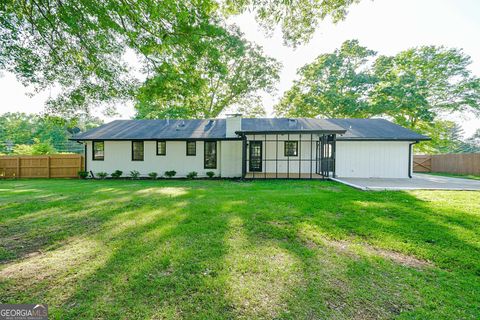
0 154 84 179
414 153 480 175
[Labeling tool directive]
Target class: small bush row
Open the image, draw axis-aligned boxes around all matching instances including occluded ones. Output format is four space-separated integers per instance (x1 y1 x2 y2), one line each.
79 170 217 179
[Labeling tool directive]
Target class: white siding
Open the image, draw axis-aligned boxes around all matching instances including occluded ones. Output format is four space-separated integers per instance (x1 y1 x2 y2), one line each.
335 141 411 178
85 140 242 178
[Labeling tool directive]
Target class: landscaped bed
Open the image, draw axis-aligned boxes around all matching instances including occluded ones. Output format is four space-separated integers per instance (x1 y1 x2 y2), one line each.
0 179 479 319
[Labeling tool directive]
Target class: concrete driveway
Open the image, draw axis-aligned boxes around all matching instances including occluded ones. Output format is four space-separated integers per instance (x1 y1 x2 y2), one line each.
331 173 480 191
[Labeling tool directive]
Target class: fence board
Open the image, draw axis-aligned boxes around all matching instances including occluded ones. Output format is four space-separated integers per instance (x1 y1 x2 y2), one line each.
414 153 480 175
0 155 84 178
413 155 432 172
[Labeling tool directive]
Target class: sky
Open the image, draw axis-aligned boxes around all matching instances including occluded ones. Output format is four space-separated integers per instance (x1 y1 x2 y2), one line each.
1 0 479 136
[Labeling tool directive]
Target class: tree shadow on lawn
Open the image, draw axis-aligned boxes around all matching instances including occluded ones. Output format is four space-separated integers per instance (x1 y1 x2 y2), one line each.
0 179 479 319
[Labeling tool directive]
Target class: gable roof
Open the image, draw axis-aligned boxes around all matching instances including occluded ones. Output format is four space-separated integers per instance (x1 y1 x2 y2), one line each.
71 118 429 141
330 118 430 141
72 119 228 140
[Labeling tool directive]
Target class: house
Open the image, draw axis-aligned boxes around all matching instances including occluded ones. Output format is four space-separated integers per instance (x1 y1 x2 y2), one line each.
71 116 429 179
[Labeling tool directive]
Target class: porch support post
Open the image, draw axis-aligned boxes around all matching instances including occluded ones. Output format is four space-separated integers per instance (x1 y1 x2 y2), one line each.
241 134 247 179
310 134 313 179
264 134 267 179
332 134 336 178
287 133 290 179
253 134 255 179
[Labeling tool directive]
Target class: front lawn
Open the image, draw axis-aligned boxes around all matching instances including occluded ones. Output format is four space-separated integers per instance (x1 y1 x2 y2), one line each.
0 179 479 319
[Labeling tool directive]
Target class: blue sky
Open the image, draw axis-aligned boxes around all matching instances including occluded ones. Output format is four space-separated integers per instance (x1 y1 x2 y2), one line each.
1 0 479 135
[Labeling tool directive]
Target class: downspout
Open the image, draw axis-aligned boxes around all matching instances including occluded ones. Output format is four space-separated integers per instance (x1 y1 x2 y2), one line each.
408 141 418 178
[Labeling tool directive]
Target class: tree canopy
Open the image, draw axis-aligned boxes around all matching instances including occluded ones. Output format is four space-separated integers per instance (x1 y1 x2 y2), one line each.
275 40 480 153
275 40 376 118
1 0 360 118
135 27 280 119
0 112 102 154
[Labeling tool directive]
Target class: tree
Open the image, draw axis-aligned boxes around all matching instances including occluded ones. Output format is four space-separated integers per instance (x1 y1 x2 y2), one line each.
1 0 360 116
370 46 480 129
0 112 103 153
223 0 361 46
135 27 280 119
275 40 376 118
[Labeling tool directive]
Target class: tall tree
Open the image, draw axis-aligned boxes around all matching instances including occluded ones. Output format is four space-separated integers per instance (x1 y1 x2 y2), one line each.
1 0 361 116
135 27 280 119
275 40 376 118
370 46 480 129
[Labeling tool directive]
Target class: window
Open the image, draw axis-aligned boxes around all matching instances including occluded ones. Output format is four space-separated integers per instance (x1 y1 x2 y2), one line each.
92 141 104 160
204 141 217 169
132 141 144 161
284 141 298 156
186 141 196 156
157 140 166 155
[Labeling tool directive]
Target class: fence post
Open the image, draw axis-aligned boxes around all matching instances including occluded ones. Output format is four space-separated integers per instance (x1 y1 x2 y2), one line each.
47 156 51 178
16 157 20 178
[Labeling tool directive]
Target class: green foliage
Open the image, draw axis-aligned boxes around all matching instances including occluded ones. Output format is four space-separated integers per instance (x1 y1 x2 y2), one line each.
186 171 198 179
148 172 158 180
97 172 108 180
206 171 215 178
223 0 361 46
111 170 123 179
129 170 140 180
276 40 480 154
0 112 103 154
164 170 177 178
135 27 280 119
1 0 358 116
276 40 376 118
12 138 57 155
77 171 89 179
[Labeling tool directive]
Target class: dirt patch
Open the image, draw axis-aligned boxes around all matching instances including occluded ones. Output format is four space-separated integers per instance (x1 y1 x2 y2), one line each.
302 234 431 269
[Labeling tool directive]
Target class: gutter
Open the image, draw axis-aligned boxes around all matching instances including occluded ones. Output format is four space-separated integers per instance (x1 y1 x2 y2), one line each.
408 141 418 178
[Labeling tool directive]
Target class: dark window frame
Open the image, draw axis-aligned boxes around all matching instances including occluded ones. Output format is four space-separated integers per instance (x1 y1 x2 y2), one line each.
131 140 144 161
156 140 166 156
284 141 298 157
204 141 217 169
186 141 196 156
92 141 104 161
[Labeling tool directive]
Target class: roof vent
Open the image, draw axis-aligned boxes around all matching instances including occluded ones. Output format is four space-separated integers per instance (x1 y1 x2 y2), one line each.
288 118 297 128
178 120 186 128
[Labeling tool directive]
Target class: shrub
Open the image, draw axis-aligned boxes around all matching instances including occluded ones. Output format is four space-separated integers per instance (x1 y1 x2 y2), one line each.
78 170 89 179
186 171 198 179
129 170 140 179
97 172 108 179
206 171 215 178
164 170 176 178
111 170 123 179
148 172 158 180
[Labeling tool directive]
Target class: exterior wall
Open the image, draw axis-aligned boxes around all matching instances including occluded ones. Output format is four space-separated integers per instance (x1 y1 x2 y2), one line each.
85 140 242 178
220 140 242 177
246 134 320 174
335 141 411 178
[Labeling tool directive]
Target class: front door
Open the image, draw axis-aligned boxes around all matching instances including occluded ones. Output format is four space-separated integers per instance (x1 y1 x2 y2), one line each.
249 141 262 172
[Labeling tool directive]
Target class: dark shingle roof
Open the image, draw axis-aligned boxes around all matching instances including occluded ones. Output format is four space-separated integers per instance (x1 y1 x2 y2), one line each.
240 118 346 133
72 119 227 140
71 118 429 141
329 118 430 141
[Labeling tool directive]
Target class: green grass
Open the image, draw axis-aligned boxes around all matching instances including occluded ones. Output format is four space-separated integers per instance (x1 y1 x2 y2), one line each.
421 172 480 180
0 179 479 319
